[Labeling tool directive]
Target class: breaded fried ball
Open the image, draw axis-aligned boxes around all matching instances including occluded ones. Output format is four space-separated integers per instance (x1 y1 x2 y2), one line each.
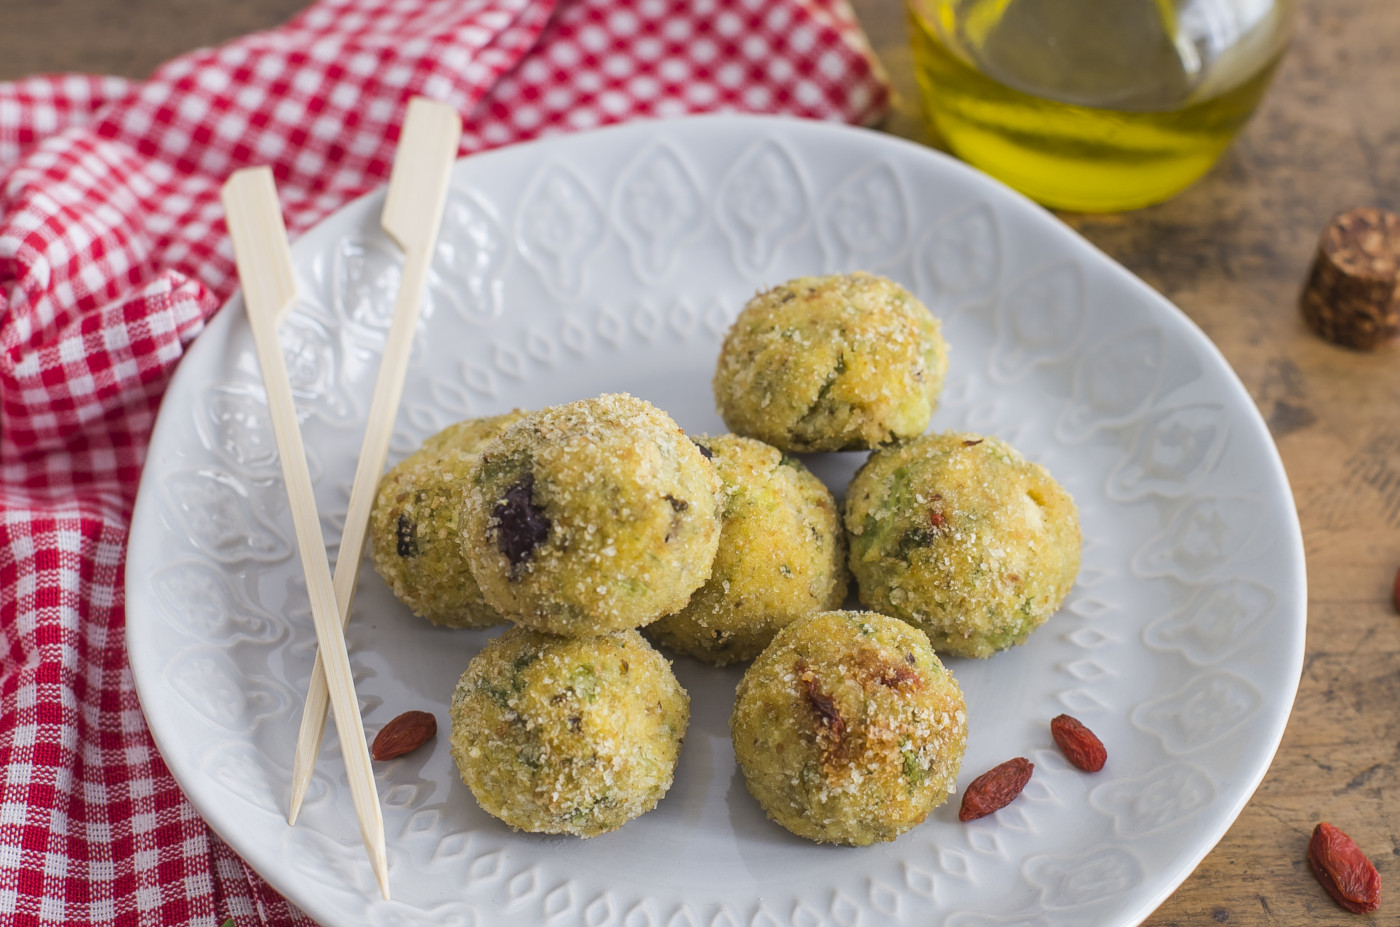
450 628 689 837
712 272 948 452
369 411 525 628
845 432 1081 658
461 393 722 636
730 610 967 845
646 434 847 665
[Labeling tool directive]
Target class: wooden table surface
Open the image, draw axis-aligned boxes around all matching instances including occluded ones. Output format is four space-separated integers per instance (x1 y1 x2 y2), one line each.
6 1 1398 924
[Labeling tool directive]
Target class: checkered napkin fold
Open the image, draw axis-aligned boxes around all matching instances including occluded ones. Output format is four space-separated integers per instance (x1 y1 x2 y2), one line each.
0 0 888 924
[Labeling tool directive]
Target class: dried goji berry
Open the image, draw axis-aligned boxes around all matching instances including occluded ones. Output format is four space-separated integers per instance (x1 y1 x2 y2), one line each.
1309 822 1381 914
371 710 437 761
958 757 1033 822
1050 714 1107 772
1392 565 1400 615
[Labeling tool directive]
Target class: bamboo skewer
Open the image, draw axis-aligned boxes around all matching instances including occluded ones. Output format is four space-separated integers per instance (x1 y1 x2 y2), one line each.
286 98 462 824
221 167 391 901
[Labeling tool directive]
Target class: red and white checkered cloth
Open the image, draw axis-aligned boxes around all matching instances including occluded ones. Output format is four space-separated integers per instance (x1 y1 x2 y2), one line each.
0 1 888 924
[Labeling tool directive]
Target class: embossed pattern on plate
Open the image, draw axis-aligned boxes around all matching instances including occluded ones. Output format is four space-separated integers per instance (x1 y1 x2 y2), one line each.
125 115 1306 927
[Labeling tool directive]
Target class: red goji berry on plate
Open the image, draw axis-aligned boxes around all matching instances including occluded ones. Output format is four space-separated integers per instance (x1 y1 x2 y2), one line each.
958 757 1033 822
1309 821 1381 914
371 710 437 761
1050 713 1107 772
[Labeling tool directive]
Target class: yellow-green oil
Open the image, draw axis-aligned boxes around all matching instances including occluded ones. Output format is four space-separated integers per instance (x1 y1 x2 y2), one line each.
908 0 1285 211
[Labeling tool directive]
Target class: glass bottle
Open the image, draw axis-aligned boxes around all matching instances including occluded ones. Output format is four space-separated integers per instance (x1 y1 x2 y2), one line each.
907 0 1295 211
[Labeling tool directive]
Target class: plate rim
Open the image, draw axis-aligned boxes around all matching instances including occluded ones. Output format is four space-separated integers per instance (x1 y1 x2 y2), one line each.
125 111 1308 927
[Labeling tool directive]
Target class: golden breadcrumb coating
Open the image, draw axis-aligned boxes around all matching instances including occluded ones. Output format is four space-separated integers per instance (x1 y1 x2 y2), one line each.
450 628 689 837
646 434 847 665
731 610 967 845
845 432 1081 658
462 393 722 636
713 272 948 452
369 412 526 628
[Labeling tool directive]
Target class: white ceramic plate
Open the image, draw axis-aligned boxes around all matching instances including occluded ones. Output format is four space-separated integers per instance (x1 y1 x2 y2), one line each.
126 114 1305 927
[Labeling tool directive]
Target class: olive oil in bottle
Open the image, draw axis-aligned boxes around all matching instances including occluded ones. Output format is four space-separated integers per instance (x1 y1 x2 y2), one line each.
907 0 1290 211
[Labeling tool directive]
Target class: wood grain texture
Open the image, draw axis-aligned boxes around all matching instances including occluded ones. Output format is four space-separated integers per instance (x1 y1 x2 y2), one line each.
0 0 308 81
6 0 1399 923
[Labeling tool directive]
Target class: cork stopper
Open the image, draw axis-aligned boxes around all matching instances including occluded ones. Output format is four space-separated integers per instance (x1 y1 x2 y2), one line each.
1300 207 1400 351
